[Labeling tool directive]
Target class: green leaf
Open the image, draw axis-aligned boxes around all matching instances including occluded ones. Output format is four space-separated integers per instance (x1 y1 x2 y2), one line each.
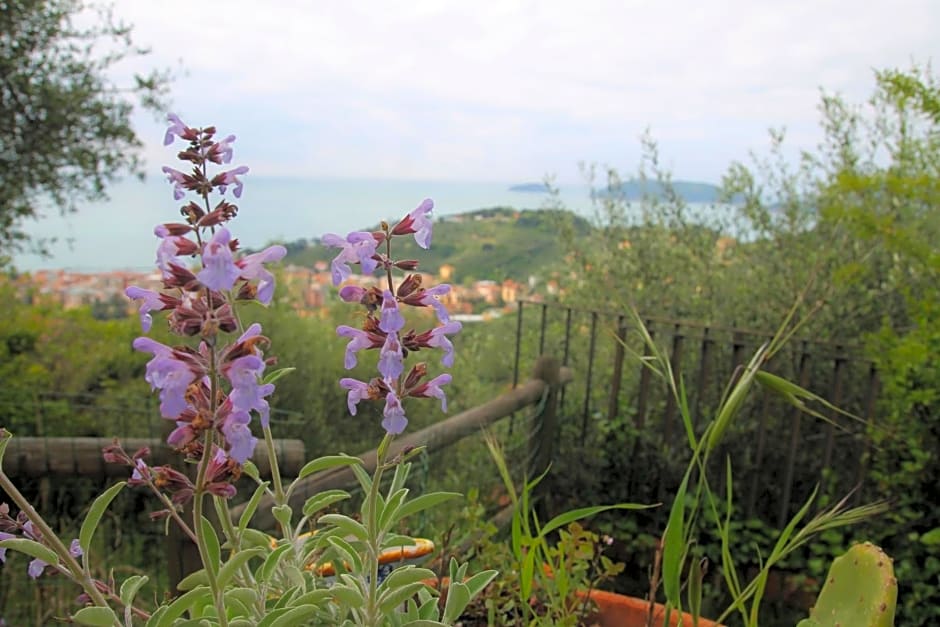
920 527 940 546
258 544 292 583
326 534 364 573
237 482 271 534
379 488 410 531
393 492 462 524
79 481 126 554
317 513 368 541
176 568 208 591
0 538 59 566
442 581 472 624
268 606 320 627
303 490 352 517
380 582 431 615
662 476 689 606
463 569 498 599
295 454 362 482
217 547 264 589
72 606 119 626
154 586 211 627
262 367 296 385
539 503 651 538
119 575 149 607
200 517 221 576
272 505 292 530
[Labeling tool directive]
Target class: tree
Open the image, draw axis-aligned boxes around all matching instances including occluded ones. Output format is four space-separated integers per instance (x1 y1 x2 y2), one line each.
0 0 169 260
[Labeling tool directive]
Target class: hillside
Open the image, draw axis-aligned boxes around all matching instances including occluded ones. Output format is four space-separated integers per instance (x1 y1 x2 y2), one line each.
278 207 590 283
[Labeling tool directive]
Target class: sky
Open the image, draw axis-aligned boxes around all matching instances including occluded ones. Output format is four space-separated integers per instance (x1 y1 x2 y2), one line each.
110 0 940 185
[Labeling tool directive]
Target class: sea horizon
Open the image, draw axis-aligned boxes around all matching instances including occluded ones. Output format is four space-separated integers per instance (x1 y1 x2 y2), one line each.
12 176 594 273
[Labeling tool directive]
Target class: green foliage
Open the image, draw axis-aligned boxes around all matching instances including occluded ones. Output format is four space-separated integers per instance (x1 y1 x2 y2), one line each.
0 0 170 258
797 543 897 627
280 207 590 283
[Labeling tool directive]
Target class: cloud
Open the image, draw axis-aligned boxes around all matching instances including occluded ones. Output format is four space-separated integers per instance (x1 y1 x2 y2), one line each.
114 0 940 182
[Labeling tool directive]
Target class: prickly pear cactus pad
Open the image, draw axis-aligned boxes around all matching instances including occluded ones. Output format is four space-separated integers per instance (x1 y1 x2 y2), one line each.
798 542 897 627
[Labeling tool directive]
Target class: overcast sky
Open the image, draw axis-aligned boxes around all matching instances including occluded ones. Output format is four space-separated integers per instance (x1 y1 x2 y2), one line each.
113 0 940 184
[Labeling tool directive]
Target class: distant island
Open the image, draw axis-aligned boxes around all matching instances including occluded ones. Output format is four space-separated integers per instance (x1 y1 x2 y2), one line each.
508 182 549 193
510 179 726 202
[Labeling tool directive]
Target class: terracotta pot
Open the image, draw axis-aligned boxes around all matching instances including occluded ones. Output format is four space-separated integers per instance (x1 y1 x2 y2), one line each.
425 578 722 626
584 589 723 627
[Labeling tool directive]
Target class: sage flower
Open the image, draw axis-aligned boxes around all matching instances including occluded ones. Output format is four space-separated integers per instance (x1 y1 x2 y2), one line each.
322 232 379 285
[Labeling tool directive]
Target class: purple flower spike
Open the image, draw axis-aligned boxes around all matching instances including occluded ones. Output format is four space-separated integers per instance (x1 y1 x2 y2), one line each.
322 232 379 285
164 113 187 145
238 244 287 304
125 286 164 332
382 391 408 434
161 166 188 200
420 285 451 323
224 354 274 426
336 325 376 369
379 332 404 381
380 290 405 333
133 337 198 418
216 165 250 197
412 373 452 412
340 378 370 415
428 321 462 367
221 410 257 463
197 227 240 292
410 198 434 249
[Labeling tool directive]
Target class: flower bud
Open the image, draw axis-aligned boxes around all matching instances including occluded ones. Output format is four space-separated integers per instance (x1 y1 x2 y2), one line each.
397 273 422 298
395 259 420 271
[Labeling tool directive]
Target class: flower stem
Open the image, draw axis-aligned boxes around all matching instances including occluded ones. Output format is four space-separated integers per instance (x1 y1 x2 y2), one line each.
193 431 229 627
363 433 393 626
0 471 115 619
262 422 285 505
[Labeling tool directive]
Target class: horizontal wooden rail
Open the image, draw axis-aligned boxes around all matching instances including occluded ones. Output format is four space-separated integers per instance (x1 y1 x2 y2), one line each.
232 356 572 531
0 437 306 480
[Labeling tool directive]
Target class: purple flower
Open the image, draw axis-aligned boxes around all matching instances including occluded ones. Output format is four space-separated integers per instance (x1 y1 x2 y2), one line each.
153 225 197 274
339 285 366 303
217 134 236 164
382 391 408 435
28 538 81 579
411 373 452 412
197 227 240 292
161 166 188 200
0 531 14 563
378 332 404 381
220 409 257 463
125 286 163 332
164 113 187 145
133 337 198 418
216 165 249 198
428 321 462 368
339 378 370 415
409 199 434 249
322 232 379 285
380 290 405 333
336 326 376 369
238 244 287 304
237 323 262 344
224 354 273 426
420 285 451 323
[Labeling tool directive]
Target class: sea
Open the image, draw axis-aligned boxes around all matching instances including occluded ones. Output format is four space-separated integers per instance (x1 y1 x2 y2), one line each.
12 177 594 272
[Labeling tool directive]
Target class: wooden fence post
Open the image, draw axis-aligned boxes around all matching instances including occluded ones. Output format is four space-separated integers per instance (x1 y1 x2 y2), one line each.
528 355 562 519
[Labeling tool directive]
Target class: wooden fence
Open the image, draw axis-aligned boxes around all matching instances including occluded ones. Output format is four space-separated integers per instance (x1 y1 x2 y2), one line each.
512 299 881 529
